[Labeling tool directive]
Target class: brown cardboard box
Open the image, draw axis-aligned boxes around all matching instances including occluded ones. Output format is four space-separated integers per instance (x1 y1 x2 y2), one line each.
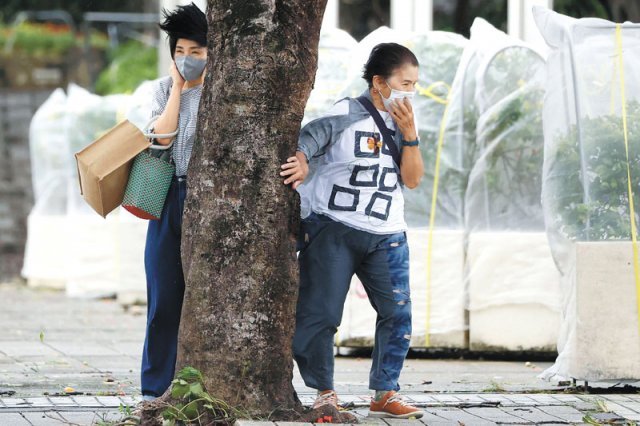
75 120 151 217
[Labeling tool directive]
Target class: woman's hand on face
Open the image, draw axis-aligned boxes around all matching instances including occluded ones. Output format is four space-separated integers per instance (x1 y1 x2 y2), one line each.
169 61 186 89
389 98 418 141
280 152 309 190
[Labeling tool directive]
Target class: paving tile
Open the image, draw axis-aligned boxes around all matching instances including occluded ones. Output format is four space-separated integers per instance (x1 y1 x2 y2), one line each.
94 395 124 407
428 407 497 425
497 394 537 406
118 395 140 406
418 413 456 426
44 341 121 357
275 422 313 426
71 396 103 407
0 342 62 357
235 421 276 426
22 396 53 407
537 405 587 423
619 401 640 414
600 394 635 403
48 396 79 406
501 406 568 424
354 418 386 425
59 410 102 425
524 394 563 405
403 394 437 403
619 413 640 421
455 394 493 404
598 401 638 416
463 407 529 424
384 419 424 426
1 397 26 407
549 394 582 403
22 411 66 425
0 413 31 425
429 394 463 403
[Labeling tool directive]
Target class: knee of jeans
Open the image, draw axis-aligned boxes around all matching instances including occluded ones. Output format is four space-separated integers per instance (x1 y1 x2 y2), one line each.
393 296 411 325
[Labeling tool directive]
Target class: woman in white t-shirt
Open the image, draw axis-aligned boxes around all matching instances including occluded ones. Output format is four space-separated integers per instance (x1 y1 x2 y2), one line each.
281 43 425 419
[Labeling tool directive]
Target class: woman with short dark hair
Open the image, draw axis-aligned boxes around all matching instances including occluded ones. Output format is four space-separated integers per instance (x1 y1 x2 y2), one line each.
141 2 207 401
281 42 425 419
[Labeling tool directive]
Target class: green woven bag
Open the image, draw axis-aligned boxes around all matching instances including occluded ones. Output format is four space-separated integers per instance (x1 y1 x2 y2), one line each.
122 119 178 220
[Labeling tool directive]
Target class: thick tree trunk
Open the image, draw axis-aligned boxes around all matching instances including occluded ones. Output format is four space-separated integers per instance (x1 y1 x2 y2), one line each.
176 0 327 416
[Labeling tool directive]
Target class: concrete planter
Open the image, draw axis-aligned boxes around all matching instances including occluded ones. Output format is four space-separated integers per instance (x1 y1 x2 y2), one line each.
543 241 640 381
467 231 561 352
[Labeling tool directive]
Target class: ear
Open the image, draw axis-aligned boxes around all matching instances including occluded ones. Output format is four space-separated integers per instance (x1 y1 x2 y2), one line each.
372 75 385 92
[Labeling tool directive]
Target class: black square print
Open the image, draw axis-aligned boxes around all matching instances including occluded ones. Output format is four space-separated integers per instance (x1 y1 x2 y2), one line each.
328 185 359 211
365 192 393 221
378 167 398 192
349 164 379 187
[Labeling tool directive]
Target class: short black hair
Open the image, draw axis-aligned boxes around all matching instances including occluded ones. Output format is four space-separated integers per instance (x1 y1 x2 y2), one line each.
159 2 207 59
362 43 419 88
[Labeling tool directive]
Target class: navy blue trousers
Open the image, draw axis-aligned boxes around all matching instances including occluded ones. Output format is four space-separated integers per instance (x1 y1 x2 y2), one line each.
293 213 412 392
141 176 187 397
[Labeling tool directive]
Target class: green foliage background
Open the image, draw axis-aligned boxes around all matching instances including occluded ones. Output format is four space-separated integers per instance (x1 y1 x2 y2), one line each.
547 102 640 241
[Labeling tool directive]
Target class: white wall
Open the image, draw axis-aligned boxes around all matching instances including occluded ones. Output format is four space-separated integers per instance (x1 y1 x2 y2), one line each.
391 0 433 33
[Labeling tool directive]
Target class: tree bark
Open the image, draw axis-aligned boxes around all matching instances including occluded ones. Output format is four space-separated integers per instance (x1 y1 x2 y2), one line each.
176 0 327 416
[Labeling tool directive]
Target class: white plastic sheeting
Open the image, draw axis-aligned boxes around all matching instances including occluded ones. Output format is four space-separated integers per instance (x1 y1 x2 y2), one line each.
463 19 561 351
534 7 640 381
302 28 357 124
22 83 153 301
337 21 562 351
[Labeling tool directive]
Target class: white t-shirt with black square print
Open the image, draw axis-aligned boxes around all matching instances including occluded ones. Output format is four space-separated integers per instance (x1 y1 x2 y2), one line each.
297 99 407 235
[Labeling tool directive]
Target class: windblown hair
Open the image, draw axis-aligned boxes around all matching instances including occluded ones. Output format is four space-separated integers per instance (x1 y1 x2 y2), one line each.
158 2 207 58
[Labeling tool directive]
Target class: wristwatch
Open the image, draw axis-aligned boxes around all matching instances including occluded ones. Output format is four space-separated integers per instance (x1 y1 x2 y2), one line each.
401 137 420 147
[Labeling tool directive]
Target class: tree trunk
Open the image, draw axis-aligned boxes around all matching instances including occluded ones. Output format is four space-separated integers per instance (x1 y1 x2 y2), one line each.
176 0 327 416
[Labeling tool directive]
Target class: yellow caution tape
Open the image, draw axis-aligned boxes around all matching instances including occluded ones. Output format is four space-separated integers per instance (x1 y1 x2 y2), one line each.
615 23 640 334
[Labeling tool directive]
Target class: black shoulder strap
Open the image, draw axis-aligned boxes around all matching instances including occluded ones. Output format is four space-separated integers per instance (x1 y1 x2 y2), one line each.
356 96 401 167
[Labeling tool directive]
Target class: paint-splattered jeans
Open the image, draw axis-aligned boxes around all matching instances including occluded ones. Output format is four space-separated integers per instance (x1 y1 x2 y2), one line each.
292 213 412 391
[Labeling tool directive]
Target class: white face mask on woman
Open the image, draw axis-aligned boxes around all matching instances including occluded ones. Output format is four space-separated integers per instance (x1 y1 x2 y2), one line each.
380 81 415 111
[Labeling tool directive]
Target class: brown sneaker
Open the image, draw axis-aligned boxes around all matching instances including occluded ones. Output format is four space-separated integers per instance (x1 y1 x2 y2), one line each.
312 390 339 410
369 391 424 419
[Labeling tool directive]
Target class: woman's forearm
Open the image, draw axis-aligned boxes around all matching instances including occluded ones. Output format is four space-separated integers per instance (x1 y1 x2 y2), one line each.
152 84 182 145
400 145 424 189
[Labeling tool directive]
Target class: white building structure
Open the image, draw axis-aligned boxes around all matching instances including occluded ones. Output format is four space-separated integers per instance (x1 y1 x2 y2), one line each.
159 0 553 76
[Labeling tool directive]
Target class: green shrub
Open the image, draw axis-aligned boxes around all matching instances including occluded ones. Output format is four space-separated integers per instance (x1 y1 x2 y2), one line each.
94 40 158 95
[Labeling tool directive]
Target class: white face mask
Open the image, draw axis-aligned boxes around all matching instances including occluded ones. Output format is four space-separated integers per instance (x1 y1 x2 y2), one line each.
380 81 415 111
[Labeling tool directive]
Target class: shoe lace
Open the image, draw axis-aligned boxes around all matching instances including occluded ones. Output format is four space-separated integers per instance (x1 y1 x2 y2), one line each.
386 393 411 407
314 391 338 408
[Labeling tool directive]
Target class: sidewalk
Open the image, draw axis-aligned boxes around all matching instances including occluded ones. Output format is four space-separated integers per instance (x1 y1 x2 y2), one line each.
1 283 639 425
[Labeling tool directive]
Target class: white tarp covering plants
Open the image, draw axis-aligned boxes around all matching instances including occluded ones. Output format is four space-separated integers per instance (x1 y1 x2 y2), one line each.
535 6 640 381
463 19 561 352
23 83 152 302
302 28 357 125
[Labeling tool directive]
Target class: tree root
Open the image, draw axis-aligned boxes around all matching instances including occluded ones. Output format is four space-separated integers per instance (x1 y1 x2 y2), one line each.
135 389 359 425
